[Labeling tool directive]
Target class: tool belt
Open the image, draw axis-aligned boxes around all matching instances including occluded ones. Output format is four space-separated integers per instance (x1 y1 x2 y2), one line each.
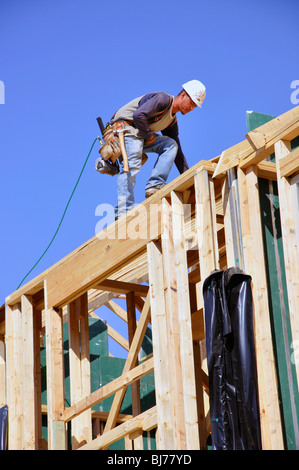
98 120 147 166
99 125 122 163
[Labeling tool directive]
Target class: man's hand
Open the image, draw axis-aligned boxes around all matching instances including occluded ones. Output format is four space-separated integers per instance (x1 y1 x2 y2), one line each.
144 135 156 146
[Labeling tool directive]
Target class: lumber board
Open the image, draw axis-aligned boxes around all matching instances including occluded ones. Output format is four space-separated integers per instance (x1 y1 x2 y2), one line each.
194 169 220 276
126 291 141 418
78 406 157 451
171 191 199 449
212 107 299 178
279 145 299 178
245 106 299 151
237 165 284 450
107 324 129 351
212 140 253 179
161 197 187 449
147 240 176 449
191 308 205 341
105 300 128 322
44 281 65 449
241 121 299 168
96 279 149 297
5 303 23 450
0 338 5 407
21 295 38 449
61 356 154 423
68 293 92 449
275 140 299 386
102 293 151 437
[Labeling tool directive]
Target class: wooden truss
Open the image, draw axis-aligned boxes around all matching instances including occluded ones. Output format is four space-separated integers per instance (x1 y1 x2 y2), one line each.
1 105 299 450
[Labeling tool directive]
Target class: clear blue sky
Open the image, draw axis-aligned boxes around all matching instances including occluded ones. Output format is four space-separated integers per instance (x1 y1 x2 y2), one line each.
1 0 298 356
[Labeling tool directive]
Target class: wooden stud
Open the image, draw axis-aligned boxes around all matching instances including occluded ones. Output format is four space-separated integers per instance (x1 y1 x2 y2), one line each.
79 294 92 444
33 307 43 449
171 191 199 450
79 406 157 451
21 294 37 449
126 291 141 418
5 303 23 449
45 280 66 450
237 165 284 450
194 169 219 279
102 293 151 441
0 336 5 408
68 294 92 449
161 197 187 449
62 357 154 423
189 281 207 449
147 240 176 449
275 140 299 385
279 146 299 178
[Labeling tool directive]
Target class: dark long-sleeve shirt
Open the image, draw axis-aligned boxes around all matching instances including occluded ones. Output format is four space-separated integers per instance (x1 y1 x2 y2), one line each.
112 92 189 174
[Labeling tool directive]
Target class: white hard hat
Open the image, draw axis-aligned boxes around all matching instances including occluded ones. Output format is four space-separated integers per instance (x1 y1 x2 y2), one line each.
182 80 206 107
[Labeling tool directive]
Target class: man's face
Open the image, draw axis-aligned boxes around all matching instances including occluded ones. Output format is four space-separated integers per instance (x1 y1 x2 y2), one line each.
179 91 197 115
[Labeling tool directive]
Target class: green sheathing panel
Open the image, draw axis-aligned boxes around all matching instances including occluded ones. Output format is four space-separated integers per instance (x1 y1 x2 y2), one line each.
41 317 156 450
246 110 277 133
247 111 299 449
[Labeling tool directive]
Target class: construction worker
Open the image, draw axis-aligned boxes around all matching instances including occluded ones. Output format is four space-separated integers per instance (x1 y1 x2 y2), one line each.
111 80 206 219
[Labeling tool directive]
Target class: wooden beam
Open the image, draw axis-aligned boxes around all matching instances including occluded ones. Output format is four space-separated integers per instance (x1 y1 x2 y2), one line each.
212 107 299 178
279 145 299 178
102 293 151 438
241 123 299 169
147 240 176 449
245 106 299 151
78 406 157 451
171 191 199 449
45 280 66 450
0 337 5 407
96 279 149 297
237 165 284 450
5 303 23 450
68 293 92 449
107 324 129 351
275 140 299 385
21 294 38 449
126 291 141 421
211 140 253 179
61 356 154 423
105 300 128 322
161 197 186 449
191 308 205 341
194 169 219 277
33 307 43 449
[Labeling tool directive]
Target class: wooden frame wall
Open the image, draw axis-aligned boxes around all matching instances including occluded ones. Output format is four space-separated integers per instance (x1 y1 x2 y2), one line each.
1 106 299 450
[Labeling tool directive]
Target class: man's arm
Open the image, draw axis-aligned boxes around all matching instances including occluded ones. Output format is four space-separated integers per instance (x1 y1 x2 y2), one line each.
133 92 172 141
162 120 189 174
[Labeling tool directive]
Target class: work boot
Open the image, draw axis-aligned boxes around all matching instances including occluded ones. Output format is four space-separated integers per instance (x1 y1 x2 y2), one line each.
145 185 164 199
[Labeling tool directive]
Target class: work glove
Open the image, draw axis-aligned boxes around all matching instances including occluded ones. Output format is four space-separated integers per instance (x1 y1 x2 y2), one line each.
144 135 156 146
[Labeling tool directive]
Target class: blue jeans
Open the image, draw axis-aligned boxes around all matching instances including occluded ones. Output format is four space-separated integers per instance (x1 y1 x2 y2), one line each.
115 134 178 218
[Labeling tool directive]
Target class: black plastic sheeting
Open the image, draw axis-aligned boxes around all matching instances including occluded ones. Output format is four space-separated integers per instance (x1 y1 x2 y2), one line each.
203 267 262 450
0 405 8 450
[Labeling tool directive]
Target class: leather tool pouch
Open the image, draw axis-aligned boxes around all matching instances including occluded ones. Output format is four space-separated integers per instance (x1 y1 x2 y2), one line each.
99 126 122 163
99 120 148 166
